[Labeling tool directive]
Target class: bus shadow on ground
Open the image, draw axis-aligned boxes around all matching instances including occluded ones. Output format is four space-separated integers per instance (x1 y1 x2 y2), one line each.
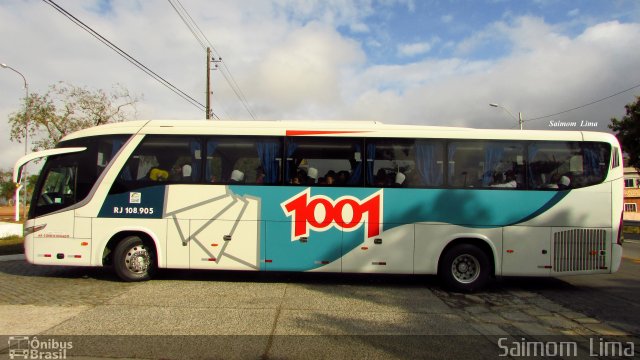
155 267 438 288
0 259 599 292
0 261 117 281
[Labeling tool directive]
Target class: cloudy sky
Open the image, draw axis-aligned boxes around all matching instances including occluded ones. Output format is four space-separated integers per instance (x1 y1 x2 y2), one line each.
1 0 639 170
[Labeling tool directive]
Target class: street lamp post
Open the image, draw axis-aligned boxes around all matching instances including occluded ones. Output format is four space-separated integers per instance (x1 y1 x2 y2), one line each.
489 103 523 130
1 63 29 221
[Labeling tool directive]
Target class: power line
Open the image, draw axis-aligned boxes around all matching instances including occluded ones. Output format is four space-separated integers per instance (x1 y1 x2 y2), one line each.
172 0 256 120
170 0 221 57
218 63 258 120
43 0 206 112
526 82 640 123
168 0 206 50
168 0 257 120
169 1 220 119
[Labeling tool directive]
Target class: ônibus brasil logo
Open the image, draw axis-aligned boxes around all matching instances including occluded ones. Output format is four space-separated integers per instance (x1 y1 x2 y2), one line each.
281 188 383 242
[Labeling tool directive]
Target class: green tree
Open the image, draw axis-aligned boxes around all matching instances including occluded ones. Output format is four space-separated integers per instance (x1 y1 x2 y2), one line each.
0 170 16 205
0 170 39 206
609 96 640 170
8 82 140 151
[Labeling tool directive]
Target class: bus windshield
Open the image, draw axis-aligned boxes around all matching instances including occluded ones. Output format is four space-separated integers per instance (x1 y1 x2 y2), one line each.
29 135 130 219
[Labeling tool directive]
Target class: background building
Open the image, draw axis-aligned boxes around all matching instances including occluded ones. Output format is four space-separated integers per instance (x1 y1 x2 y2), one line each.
623 165 640 221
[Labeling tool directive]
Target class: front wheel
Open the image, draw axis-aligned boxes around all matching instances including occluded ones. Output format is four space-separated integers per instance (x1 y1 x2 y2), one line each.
439 244 491 292
113 236 156 282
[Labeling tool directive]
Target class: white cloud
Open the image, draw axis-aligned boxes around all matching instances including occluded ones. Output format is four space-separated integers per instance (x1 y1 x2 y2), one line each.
253 21 365 115
350 22 370 33
1 1 638 173
397 42 432 57
347 18 640 130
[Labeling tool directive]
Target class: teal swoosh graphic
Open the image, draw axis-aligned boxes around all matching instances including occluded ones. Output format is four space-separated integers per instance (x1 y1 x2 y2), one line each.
229 186 568 271
381 188 569 228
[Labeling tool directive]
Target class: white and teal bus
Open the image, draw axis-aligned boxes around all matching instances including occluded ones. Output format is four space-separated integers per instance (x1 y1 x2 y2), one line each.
14 120 624 291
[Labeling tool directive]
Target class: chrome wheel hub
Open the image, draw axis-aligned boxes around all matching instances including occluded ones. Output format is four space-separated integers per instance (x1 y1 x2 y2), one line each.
451 254 480 284
125 245 150 274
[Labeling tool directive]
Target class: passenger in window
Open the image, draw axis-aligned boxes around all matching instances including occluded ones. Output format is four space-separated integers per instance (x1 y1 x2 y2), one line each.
292 169 308 185
337 171 350 185
374 169 387 187
536 173 547 189
323 170 336 185
395 172 406 187
325 174 335 185
383 170 399 186
307 167 318 185
230 170 245 183
558 175 571 190
182 164 192 181
170 164 182 181
539 174 561 189
149 168 168 181
491 171 517 188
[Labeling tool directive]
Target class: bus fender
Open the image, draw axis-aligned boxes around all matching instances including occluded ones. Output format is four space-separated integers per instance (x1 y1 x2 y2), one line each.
94 226 164 268
437 234 501 277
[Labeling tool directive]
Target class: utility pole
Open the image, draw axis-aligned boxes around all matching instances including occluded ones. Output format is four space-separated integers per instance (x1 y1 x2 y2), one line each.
518 112 523 130
206 47 211 119
489 103 524 130
2 63 29 220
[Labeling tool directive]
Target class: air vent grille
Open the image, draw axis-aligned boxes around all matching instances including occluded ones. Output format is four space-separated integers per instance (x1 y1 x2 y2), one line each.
553 229 606 272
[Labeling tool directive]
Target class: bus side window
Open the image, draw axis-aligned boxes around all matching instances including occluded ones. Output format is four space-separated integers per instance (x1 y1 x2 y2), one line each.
448 142 483 188
447 141 523 189
527 141 609 190
484 142 524 189
366 138 443 188
285 137 363 186
206 136 282 185
110 136 202 193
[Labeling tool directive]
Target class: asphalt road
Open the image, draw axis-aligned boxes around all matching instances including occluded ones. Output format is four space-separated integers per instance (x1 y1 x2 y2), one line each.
623 238 640 258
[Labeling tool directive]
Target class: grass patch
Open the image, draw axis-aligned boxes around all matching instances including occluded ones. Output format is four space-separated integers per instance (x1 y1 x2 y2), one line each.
0 236 24 256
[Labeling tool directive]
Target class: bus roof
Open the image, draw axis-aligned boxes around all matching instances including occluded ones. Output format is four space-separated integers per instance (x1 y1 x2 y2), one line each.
60 119 618 144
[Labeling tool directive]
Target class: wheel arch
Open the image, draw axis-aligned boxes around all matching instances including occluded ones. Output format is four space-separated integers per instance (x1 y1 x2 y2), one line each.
102 230 160 267
438 236 498 277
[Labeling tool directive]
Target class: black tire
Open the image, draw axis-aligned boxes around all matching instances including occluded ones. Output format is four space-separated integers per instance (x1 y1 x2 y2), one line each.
438 243 491 292
113 235 156 282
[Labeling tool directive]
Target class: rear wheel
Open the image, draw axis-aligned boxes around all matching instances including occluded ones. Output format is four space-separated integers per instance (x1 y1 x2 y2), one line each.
439 243 491 292
113 236 156 282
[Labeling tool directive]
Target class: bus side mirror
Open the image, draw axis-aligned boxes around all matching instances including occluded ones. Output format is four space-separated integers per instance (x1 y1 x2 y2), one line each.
13 164 24 184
